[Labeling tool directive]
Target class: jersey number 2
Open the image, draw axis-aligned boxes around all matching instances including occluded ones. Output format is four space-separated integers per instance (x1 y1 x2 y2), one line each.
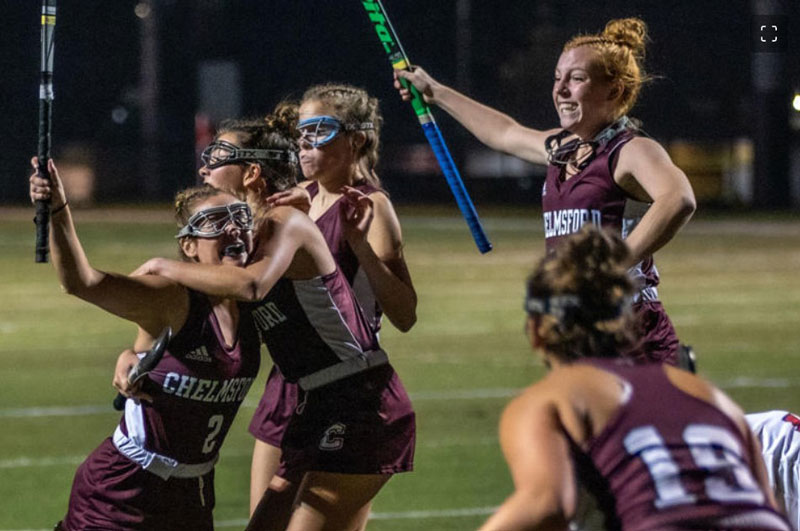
203 414 224 454
624 423 764 508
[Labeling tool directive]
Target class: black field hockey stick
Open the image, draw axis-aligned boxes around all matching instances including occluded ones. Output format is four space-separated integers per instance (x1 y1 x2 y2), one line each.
34 0 57 263
359 0 492 253
113 327 172 411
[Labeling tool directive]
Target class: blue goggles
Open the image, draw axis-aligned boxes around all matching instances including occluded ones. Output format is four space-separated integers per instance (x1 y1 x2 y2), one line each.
176 202 253 238
296 116 374 148
201 140 296 169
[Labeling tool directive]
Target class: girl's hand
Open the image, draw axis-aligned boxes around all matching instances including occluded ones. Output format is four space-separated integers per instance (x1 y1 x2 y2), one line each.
266 186 312 213
29 157 67 210
340 186 374 250
112 349 153 402
394 66 437 104
131 257 168 277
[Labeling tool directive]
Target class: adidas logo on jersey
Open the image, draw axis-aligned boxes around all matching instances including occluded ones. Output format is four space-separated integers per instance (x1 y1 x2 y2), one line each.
185 346 213 363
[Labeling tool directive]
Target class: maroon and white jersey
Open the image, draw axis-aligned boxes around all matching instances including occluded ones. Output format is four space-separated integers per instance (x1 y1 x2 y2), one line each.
542 129 660 302
569 358 790 531
306 180 383 332
249 268 379 383
118 290 260 465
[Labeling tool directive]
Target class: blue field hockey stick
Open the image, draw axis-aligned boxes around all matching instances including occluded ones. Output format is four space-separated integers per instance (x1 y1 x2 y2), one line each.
359 0 492 253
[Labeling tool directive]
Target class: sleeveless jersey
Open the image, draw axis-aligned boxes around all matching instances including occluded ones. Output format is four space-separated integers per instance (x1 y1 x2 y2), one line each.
747 410 800 530
568 358 789 531
249 268 378 383
119 290 261 464
542 130 660 301
306 180 383 332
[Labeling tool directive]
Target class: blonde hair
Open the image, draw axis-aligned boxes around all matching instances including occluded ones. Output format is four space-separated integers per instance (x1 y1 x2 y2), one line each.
301 83 383 187
526 225 637 361
564 18 650 118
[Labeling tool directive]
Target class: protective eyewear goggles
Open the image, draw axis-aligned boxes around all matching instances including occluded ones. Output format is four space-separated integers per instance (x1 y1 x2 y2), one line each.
296 115 374 148
201 140 295 169
176 202 253 238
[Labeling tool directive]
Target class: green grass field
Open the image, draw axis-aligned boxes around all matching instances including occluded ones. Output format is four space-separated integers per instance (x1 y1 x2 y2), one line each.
1 205 799 530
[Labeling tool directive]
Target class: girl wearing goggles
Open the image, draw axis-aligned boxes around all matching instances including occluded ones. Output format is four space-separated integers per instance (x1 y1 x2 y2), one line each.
130 104 416 531
28 160 260 531
394 18 696 366
249 83 419 521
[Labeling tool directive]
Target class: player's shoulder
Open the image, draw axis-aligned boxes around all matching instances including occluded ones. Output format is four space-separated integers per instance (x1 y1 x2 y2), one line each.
367 188 396 216
265 205 312 226
617 135 670 162
258 205 317 242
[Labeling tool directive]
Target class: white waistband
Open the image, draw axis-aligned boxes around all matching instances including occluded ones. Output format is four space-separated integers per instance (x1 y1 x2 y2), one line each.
298 349 389 391
113 426 217 481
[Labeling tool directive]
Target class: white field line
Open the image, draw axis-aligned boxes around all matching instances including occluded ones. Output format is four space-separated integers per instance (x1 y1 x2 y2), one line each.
0 505 500 531
3 207 799 236
0 377 795 420
0 437 498 471
212 506 499 528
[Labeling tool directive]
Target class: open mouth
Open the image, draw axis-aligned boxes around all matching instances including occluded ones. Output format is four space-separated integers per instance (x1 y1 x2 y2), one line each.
222 242 246 259
559 102 578 113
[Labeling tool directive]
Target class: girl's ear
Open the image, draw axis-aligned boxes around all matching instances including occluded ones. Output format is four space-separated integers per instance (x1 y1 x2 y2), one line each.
607 80 623 102
180 237 198 259
526 315 545 349
242 163 266 195
351 131 367 153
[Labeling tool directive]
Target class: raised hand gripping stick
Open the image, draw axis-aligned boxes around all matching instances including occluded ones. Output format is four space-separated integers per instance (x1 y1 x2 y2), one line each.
359 0 492 253
113 327 173 411
34 0 57 263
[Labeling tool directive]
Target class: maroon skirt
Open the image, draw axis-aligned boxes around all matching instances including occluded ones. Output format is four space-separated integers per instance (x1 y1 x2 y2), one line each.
249 365 298 446
60 438 214 531
277 364 415 482
626 300 680 365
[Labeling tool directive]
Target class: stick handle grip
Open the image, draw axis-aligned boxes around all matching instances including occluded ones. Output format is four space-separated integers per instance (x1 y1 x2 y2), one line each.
420 121 492 254
34 141 51 263
112 393 127 411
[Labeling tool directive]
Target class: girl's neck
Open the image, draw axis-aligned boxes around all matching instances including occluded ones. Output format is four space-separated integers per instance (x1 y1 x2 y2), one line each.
316 167 357 194
211 298 239 346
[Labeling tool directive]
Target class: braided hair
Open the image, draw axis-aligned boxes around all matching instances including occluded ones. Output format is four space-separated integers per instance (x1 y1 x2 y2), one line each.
301 83 383 187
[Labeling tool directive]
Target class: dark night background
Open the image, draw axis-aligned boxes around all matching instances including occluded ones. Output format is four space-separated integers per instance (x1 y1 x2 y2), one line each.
1 0 798 206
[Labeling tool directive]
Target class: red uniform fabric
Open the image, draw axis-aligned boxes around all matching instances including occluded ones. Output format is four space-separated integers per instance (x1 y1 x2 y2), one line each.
61 290 261 530
542 128 679 364
568 358 790 531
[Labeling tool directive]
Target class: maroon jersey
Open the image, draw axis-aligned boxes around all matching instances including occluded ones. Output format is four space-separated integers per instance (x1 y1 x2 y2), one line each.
61 290 261 530
569 358 789 531
542 126 680 363
249 269 378 383
248 269 416 479
249 181 392 446
119 289 260 464
542 129 659 302
306 180 383 332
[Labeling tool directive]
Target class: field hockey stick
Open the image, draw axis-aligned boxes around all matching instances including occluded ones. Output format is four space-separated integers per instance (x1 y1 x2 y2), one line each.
113 327 172 411
34 0 57 263
359 0 492 254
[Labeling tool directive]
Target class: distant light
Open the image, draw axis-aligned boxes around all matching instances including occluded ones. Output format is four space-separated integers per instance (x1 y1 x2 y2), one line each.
793 93 800 112
135 3 152 18
111 106 129 124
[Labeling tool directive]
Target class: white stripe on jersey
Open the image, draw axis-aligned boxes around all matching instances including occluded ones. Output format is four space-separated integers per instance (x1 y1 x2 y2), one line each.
123 397 148 448
293 276 365 363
